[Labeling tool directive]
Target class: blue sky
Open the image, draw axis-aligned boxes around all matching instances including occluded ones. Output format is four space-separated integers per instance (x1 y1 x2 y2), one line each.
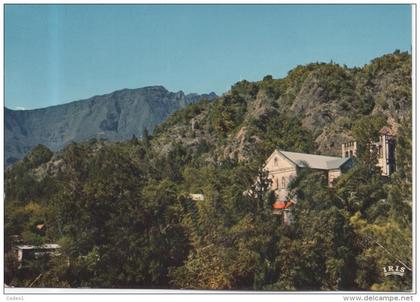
5 4 412 110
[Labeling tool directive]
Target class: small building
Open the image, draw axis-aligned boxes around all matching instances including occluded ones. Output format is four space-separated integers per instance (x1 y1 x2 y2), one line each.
341 126 396 176
14 244 61 268
189 193 205 201
35 224 45 231
272 200 295 224
264 150 353 224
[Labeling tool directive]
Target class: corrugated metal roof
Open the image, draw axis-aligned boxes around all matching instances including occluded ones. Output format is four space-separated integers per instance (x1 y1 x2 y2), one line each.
278 150 351 170
15 244 61 250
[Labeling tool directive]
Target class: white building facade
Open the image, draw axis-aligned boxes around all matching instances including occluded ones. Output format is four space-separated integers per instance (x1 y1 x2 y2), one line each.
264 150 353 201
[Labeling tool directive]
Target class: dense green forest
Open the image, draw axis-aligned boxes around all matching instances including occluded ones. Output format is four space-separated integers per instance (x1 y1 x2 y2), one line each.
4 51 412 290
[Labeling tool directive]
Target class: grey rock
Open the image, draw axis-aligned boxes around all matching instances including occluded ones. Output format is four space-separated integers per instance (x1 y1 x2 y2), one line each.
5 86 217 165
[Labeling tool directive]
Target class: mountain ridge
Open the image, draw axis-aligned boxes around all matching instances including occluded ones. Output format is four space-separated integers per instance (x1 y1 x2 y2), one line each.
150 51 411 163
5 85 217 165
6 85 215 112
4 51 412 291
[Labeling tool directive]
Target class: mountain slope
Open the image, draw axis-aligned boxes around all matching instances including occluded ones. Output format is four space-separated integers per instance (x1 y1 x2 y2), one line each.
4 51 412 290
151 51 411 162
5 86 217 165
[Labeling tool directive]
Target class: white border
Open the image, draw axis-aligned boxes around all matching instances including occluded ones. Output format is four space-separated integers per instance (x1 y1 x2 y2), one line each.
0 1 417 301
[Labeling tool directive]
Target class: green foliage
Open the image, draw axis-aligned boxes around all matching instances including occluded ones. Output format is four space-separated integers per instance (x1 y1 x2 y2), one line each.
5 201 47 248
350 212 412 291
247 109 316 161
4 51 412 291
257 75 284 99
394 117 412 186
47 145 189 287
27 144 54 167
5 144 55 203
207 94 248 138
231 80 259 98
142 127 150 149
365 51 411 76
314 63 354 102
154 99 211 136
351 114 387 169
169 162 282 289
284 63 317 93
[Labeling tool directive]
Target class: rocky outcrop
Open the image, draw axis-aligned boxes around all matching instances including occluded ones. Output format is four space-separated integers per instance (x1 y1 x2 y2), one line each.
152 52 411 161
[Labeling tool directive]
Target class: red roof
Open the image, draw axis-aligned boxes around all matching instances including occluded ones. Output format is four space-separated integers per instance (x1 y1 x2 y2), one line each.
273 200 295 209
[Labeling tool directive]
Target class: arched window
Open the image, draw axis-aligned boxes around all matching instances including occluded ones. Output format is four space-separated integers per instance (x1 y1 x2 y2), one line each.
275 178 279 189
274 157 278 167
281 177 286 189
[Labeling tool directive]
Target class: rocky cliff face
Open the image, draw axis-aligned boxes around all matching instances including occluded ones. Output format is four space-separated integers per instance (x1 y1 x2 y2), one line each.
5 86 217 165
6 52 411 167
150 51 411 162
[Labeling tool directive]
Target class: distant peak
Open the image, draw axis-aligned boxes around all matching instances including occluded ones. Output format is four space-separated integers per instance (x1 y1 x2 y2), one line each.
175 90 185 97
140 85 168 92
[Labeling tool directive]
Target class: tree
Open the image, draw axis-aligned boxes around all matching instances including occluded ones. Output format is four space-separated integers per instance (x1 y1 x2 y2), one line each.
351 114 386 172
335 114 388 215
248 166 272 213
143 127 150 149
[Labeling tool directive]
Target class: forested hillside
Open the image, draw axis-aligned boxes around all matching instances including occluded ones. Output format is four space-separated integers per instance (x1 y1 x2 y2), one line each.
5 51 412 290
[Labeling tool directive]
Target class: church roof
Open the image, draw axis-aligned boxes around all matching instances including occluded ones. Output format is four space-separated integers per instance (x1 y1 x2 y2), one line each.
277 150 351 170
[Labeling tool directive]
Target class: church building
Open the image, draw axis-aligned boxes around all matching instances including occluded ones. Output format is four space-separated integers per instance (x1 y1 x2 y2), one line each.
341 126 396 176
264 126 396 222
264 150 353 205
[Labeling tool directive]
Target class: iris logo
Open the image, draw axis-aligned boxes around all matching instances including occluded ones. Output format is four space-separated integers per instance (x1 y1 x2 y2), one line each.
383 265 406 277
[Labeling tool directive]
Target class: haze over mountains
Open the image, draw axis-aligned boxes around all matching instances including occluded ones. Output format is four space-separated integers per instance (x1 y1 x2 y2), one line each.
5 86 217 165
